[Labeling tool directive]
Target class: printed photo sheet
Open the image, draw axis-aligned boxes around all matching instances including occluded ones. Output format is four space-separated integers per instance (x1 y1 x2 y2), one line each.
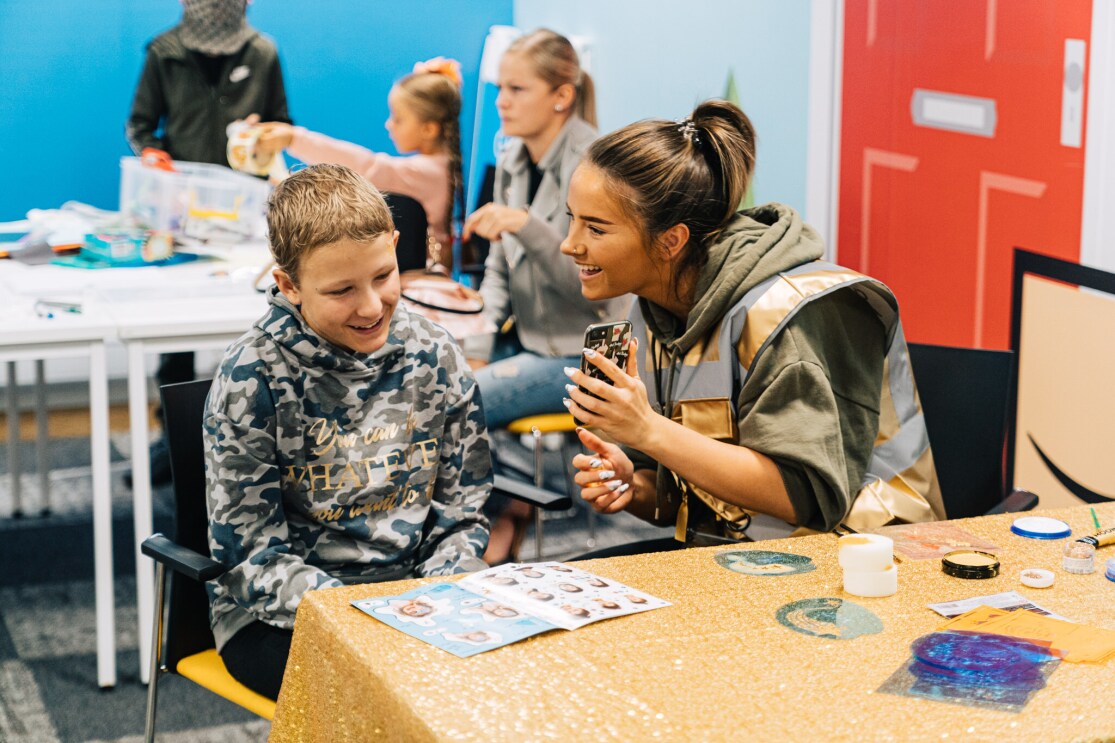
351 562 670 657
458 562 670 631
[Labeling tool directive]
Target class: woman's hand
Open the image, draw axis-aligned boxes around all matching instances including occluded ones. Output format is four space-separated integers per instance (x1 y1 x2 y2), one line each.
254 121 294 155
462 203 530 242
563 338 657 449
571 428 636 514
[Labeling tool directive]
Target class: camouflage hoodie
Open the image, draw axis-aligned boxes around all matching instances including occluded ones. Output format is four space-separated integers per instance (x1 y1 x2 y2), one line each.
204 286 491 648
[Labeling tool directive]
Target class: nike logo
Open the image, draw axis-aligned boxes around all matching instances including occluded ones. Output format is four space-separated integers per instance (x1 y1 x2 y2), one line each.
1029 434 1114 503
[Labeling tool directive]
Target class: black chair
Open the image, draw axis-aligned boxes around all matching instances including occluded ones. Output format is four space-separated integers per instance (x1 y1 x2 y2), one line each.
907 342 1037 518
383 192 429 273
141 380 275 742
458 164 497 286
140 379 569 739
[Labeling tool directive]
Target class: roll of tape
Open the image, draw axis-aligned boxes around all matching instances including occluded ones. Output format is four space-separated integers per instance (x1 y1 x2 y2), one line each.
227 123 276 176
1019 568 1054 589
842 563 898 597
838 534 894 572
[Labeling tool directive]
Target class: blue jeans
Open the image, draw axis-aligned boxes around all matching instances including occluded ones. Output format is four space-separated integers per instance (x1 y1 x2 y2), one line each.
474 351 579 429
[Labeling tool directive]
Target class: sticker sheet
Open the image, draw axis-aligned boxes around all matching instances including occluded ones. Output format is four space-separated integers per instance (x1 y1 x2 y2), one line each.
352 562 670 656
352 583 554 658
874 522 1001 561
458 562 671 631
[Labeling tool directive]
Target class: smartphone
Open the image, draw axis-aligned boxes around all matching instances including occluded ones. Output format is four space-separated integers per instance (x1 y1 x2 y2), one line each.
574 320 633 425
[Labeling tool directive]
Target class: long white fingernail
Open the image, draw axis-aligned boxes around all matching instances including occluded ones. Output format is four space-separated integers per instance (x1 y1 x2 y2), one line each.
565 383 577 394
563 366 578 378
598 470 615 481
605 479 623 491
589 458 602 468
562 397 572 408
583 347 597 358
616 483 631 494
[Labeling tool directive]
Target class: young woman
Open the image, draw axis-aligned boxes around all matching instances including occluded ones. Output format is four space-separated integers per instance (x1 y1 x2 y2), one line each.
461 29 628 563
560 100 944 551
256 58 463 271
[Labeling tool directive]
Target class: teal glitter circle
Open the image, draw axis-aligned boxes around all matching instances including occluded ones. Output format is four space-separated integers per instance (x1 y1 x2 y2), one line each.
775 597 884 640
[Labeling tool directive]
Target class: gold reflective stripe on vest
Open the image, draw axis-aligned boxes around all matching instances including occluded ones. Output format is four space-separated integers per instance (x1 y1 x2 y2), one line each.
668 398 755 533
632 260 943 540
846 445 941 530
738 268 868 369
875 357 901 446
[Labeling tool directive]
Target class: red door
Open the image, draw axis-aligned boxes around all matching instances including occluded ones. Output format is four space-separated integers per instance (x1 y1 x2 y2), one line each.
837 0 1091 349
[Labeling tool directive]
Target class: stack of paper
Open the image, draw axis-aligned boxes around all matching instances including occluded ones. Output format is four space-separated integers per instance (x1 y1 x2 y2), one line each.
940 605 1115 663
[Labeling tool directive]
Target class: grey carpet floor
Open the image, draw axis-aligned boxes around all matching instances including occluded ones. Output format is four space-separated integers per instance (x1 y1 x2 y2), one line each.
0 432 670 741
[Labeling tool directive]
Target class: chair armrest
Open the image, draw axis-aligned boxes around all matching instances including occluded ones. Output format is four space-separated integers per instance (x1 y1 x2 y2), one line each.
141 533 227 582
494 474 572 511
985 488 1039 515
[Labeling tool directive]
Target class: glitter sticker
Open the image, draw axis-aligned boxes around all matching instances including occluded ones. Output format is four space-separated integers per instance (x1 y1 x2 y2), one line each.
715 550 817 576
877 631 1061 712
775 597 884 639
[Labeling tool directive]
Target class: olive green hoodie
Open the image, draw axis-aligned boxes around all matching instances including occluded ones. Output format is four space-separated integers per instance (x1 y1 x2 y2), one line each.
636 203 889 533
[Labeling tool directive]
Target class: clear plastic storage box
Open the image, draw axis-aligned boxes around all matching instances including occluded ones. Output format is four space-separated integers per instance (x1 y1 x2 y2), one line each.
119 157 270 241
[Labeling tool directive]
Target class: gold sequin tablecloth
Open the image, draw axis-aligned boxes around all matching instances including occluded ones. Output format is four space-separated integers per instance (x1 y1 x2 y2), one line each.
269 504 1115 742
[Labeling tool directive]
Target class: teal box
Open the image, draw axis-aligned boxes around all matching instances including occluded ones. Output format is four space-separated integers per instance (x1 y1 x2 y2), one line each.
84 232 148 264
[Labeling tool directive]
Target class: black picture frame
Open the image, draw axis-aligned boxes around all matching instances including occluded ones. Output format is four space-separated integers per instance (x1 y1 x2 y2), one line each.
1008 248 1115 494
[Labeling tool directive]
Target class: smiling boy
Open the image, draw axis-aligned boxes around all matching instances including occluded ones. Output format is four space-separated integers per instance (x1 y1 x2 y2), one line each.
203 163 491 699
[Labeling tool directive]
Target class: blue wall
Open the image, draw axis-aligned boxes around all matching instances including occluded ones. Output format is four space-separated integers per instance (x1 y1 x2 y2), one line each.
514 0 813 210
0 1 812 222
0 1 513 221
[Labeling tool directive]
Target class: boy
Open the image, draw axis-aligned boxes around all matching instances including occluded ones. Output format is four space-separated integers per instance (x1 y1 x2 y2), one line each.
204 164 491 699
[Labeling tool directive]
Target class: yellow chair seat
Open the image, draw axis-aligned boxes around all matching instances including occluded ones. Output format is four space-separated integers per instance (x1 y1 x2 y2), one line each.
176 648 276 720
506 413 577 435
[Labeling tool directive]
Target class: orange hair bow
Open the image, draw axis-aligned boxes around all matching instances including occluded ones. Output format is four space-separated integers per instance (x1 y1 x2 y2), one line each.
413 56 463 88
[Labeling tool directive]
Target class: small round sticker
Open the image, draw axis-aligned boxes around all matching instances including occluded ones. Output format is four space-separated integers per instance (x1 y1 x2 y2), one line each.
715 550 816 576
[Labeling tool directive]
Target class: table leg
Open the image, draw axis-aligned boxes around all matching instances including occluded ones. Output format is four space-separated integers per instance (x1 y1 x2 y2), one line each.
6 361 21 517
35 360 50 515
89 343 117 688
128 341 155 685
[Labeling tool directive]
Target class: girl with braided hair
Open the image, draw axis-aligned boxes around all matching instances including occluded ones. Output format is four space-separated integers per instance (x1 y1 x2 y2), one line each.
255 57 464 272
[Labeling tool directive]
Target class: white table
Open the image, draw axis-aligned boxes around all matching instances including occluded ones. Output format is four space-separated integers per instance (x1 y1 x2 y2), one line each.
0 277 119 688
1 249 269 687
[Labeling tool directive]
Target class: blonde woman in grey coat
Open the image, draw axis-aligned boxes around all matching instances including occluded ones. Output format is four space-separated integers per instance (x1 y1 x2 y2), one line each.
463 29 627 563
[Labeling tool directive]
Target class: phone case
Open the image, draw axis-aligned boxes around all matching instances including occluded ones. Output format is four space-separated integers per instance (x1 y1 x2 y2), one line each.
575 321 632 424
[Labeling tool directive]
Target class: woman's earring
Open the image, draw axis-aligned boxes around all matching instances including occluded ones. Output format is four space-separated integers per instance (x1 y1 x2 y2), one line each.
554 104 565 112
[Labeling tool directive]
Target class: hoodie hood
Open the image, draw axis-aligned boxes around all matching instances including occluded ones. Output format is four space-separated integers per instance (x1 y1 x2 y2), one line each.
640 203 825 356
259 285 406 379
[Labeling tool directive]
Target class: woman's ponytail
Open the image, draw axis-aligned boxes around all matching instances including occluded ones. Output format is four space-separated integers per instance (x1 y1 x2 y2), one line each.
690 99 757 233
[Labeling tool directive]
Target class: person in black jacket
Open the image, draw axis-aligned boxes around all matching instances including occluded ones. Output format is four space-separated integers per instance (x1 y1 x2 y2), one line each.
126 0 291 165
124 0 292 486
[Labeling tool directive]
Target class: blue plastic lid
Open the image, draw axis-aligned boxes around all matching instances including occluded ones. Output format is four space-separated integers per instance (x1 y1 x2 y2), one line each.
1010 516 1072 540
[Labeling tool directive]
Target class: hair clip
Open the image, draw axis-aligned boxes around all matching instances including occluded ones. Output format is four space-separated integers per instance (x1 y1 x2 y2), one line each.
412 57 463 87
677 117 701 147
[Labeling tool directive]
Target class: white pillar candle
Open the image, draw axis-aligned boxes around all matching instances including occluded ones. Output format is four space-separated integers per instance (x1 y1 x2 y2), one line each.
843 563 899 597
837 533 894 572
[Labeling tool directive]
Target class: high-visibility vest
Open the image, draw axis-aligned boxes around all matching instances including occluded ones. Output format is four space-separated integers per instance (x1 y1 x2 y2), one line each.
630 261 944 541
